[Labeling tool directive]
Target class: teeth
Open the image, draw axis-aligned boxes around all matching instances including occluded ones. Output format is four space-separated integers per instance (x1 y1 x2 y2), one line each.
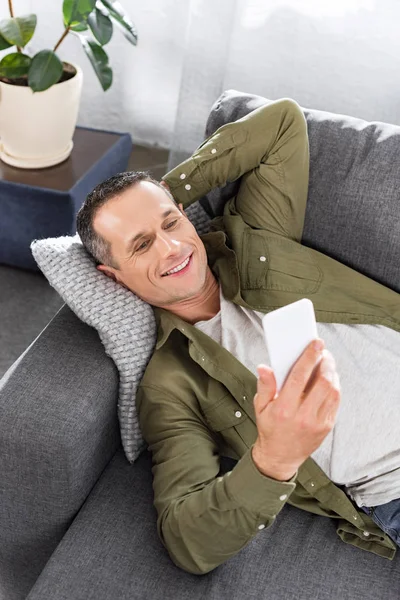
164 255 190 276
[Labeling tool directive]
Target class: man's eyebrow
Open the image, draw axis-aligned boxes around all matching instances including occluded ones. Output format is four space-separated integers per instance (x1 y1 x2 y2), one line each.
125 209 177 253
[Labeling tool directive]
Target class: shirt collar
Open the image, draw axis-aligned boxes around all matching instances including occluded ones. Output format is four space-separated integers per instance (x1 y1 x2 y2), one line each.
153 307 185 350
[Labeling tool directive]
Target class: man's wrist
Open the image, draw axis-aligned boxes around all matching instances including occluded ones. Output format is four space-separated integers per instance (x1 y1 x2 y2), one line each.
251 444 297 482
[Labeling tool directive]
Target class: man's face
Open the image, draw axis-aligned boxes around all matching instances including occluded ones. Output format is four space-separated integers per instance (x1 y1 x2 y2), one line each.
94 181 209 308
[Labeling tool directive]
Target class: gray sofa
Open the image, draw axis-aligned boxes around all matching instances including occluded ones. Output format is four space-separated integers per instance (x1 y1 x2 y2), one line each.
1 90 400 600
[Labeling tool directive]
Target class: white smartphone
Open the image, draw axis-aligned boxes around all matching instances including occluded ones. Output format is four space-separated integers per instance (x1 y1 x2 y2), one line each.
262 298 319 393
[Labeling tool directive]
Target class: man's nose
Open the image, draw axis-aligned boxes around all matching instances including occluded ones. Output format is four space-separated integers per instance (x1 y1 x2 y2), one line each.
155 232 180 256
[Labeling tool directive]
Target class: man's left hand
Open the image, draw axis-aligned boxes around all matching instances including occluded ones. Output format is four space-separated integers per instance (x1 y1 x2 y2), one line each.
160 180 170 192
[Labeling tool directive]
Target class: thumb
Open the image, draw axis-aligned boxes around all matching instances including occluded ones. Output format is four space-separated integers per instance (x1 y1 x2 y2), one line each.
254 365 277 412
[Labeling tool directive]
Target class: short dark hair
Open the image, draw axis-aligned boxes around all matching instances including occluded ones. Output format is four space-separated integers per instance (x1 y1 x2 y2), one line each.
76 171 176 269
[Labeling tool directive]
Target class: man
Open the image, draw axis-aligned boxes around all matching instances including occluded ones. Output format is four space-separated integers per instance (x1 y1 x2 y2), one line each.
76 98 400 574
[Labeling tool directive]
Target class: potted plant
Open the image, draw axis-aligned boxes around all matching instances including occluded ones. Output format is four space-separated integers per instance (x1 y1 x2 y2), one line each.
0 0 137 169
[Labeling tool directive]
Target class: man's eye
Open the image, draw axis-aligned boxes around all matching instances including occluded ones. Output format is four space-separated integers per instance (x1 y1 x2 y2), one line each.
135 220 179 253
165 219 178 229
137 240 149 251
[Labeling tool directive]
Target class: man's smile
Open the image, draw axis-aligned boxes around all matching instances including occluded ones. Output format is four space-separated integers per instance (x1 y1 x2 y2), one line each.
161 252 194 277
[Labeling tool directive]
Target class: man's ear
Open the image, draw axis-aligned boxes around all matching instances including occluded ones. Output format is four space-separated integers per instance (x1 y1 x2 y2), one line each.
96 264 117 282
96 264 130 291
178 202 185 215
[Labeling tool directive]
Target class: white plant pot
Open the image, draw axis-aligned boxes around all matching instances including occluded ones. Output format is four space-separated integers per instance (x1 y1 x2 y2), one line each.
0 64 83 169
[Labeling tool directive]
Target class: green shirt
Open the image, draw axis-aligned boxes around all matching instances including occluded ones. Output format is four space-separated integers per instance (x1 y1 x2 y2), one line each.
136 98 399 574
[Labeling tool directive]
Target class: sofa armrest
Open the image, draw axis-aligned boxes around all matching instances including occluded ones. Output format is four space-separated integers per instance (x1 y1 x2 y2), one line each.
0 304 121 600
25 448 155 600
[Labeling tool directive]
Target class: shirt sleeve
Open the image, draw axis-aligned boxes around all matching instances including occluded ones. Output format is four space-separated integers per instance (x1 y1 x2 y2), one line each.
162 97 310 241
136 383 297 575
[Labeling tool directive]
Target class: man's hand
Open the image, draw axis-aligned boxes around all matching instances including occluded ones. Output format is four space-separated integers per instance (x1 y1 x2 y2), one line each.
160 180 170 192
252 339 341 481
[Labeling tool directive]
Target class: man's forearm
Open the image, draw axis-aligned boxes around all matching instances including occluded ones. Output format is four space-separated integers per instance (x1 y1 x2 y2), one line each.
137 385 298 576
157 446 297 575
162 98 303 210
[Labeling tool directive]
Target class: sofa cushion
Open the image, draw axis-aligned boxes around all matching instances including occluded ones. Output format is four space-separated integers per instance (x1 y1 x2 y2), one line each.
26 449 400 600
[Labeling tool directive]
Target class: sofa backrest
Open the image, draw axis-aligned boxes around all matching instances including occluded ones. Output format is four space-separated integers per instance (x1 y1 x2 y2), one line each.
201 89 400 293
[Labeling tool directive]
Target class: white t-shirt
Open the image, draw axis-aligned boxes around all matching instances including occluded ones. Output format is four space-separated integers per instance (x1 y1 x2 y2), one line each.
194 285 400 508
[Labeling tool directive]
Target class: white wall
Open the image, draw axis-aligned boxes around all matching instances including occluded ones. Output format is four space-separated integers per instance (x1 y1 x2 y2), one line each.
2 0 400 150
225 0 400 125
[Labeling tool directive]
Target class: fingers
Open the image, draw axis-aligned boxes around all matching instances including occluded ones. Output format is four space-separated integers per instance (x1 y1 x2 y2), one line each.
317 353 341 424
256 364 272 385
301 350 341 420
254 364 276 413
283 339 325 403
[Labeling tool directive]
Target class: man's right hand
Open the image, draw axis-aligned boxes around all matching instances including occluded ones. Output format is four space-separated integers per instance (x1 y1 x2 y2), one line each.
251 339 341 481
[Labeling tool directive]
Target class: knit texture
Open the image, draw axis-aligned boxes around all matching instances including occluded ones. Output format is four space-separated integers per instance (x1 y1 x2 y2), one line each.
31 201 211 464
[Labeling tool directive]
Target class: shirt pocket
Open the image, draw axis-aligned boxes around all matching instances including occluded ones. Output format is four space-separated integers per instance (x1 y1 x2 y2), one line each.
202 394 256 454
241 229 323 294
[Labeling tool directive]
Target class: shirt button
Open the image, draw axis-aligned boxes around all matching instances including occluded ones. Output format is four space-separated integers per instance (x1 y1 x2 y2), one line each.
211 148 217 154
363 531 370 537
353 515 358 521
180 173 186 179
279 494 288 501
235 410 242 418
259 256 267 262
243 395 247 401
201 357 205 361
310 481 315 487
217 477 223 482
258 524 266 530
185 184 191 191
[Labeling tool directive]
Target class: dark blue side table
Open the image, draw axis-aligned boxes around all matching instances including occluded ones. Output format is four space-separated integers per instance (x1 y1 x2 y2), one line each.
0 126 132 271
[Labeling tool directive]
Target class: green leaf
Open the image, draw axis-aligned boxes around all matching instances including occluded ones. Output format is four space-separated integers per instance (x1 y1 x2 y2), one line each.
80 37 112 90
28 50 64 92
87 7 113 45
80 37 112 91
99 0 137 45
0 14 37 48
0 31 12 50
0 52 31 78
63 0 96 27
70 21 89 32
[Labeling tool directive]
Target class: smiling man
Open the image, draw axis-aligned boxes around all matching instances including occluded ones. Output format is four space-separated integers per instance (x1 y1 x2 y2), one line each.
76 98 400 574
85 174 220 324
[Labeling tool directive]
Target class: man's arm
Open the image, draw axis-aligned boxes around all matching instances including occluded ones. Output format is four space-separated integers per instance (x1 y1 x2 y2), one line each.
162 98 309 242
136 384 297 575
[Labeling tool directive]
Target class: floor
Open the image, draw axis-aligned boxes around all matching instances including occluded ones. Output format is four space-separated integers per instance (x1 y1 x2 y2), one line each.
0 145 169 380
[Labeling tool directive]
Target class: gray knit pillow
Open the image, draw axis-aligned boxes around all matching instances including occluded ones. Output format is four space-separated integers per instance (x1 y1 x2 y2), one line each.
31 201 211 464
